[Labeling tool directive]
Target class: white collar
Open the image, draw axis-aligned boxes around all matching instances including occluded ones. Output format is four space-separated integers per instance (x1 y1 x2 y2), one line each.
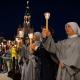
68 34 78 38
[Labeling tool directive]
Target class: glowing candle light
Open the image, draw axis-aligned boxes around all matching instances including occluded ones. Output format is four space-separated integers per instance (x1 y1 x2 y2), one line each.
44 12 50 31
28 33 33 53
28 33 33 39
19 30 24 38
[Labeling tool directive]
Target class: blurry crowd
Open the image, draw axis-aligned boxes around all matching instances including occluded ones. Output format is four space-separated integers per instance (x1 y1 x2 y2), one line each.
0 26 58 80
0 21 80 80
1 9 80 80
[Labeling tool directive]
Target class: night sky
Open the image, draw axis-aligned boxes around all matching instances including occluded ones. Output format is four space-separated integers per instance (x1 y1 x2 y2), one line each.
0 0 80 41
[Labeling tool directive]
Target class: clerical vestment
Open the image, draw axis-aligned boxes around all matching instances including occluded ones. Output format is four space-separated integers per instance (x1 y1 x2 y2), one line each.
43 36 80 80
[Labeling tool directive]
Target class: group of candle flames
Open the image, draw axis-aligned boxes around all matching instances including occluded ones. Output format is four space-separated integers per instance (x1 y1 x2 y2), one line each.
0 12 50 51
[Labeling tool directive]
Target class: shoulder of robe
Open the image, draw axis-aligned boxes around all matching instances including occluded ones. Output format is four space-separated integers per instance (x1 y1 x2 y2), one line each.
57 39 67 45
77 37 80 43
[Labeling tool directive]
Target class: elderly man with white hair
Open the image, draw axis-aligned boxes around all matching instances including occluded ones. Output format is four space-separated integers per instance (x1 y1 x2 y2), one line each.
42 22 80 80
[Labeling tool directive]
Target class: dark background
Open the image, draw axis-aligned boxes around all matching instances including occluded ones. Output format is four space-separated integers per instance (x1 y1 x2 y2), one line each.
0 0 80 40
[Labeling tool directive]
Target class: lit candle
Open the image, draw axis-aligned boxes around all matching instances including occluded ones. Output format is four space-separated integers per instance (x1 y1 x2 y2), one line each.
1 42 4 47
28 33 33 52
28 33 33 46
15 37 19 42
3 44 6 48
19 30 24 38
8 40 11 46
15 37 20 48
28 33 33 39
8 40 11 44
14 45 17 48
44 12 50 31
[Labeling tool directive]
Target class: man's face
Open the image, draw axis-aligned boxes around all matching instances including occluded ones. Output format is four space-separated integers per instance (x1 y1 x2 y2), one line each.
65 25 76 36
42 28 47 38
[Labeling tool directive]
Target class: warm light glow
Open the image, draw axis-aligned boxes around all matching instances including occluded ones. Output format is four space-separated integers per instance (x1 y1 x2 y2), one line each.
15 37 19 42
28 33 33 39
27 1 29 4
3 44 6 48
1 42 3 46
7 40 11 46
8 40 11 43
44 12 50 19
18 30 24 38
14 45 17 47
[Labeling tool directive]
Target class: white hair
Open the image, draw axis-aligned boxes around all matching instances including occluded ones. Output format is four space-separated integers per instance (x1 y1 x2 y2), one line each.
34 32 42 41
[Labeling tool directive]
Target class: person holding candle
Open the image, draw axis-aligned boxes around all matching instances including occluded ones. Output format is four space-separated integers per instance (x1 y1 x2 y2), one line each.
21 32 38 80
42 22 80 80
31 27 58 80
44 12 50 31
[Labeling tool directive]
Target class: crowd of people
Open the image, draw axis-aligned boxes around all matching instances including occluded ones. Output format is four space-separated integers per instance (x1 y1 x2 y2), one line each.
0 21 80 80
0 27 58 80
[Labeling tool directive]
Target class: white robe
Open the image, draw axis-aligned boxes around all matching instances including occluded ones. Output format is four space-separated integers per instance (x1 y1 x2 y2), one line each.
43 36 80 80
